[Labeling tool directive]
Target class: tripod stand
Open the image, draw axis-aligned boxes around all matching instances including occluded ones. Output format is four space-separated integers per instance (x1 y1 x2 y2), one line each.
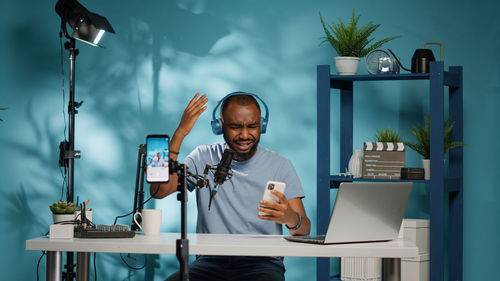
171 161 190 281
131 146 191 281
131 144 147 230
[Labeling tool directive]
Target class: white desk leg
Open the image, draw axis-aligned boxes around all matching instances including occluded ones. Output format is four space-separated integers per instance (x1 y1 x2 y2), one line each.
46 251 62 281
383 258 401 281
76 252 90 281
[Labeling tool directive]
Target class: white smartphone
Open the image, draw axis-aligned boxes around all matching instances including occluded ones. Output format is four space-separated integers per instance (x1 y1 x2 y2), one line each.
258 181 286 216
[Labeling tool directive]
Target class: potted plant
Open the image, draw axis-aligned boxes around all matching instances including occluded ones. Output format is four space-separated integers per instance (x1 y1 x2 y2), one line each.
405 115 466 179
319 8 400 75
50 200 77 224
374 127 404 143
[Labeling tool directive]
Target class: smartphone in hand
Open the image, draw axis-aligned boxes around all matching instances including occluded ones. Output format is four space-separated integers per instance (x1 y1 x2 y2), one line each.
258 181 286 216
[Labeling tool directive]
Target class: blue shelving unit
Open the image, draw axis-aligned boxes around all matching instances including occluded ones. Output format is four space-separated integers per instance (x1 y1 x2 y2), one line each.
316 62 463 281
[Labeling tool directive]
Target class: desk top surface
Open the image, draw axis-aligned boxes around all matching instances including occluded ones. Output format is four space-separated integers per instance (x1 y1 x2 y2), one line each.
26 233 418 258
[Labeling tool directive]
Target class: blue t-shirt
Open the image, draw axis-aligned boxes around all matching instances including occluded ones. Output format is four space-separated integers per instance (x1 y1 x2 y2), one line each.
184 142 305 235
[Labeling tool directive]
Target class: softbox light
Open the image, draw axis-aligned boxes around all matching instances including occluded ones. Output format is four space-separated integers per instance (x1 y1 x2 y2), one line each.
55 0 115 47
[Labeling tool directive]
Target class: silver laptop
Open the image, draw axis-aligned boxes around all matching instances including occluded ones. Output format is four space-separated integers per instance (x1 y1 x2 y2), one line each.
285 182 412 244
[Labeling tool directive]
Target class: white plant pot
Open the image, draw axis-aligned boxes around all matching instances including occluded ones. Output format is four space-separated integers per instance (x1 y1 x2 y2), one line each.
334 56 360 75
422 159 430 180
52 213 76 224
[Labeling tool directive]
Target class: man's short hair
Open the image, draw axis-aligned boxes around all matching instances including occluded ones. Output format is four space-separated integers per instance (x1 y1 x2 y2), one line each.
220 94 261 118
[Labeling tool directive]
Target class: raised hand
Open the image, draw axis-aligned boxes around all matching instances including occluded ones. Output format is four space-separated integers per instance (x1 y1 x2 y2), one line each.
176 93 208 137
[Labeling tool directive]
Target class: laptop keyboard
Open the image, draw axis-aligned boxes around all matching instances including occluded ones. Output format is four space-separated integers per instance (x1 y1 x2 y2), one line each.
285 235 326 244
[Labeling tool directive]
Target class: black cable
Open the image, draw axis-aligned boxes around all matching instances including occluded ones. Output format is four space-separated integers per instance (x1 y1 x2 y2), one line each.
120 253 147 270
59 31 68 201
36 251 46 281
113 183 161 225
44 220 80 236
59 31 67 142
59 166 68 201
112 167 204 225
93 252 97 281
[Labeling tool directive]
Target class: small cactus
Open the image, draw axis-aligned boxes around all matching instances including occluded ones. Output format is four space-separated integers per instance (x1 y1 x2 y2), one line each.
49 200 77 214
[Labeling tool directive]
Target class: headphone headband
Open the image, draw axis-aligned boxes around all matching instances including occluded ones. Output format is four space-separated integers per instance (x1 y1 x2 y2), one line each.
211 91 269 135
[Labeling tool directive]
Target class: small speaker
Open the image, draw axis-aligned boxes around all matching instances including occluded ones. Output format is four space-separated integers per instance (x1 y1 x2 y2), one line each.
401 168 425 180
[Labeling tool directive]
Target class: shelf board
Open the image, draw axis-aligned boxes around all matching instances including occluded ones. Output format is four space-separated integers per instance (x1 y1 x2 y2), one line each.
329 175 428 188
331 73 430 81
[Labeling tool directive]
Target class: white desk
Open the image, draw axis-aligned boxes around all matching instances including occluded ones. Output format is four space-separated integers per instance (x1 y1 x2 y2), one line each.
26 233 418 281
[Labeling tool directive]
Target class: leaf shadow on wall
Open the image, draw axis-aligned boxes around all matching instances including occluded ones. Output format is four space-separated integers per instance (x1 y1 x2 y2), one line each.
93 0 230 117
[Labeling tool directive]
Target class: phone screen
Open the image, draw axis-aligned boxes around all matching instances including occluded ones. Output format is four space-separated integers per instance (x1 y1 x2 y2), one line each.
146 135 170 183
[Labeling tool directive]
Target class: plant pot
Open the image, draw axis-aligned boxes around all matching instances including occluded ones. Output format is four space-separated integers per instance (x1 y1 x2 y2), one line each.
52 213 76 224
422 159 430 180
334 56 360 75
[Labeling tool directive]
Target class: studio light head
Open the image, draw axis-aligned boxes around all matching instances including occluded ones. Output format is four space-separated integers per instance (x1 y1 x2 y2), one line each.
55 0 115 47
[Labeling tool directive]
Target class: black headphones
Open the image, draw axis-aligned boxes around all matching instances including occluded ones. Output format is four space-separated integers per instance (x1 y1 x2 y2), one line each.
211 91 269 135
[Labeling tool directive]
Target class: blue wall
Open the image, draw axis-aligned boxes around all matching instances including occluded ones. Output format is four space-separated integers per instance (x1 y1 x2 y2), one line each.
1 0 498 280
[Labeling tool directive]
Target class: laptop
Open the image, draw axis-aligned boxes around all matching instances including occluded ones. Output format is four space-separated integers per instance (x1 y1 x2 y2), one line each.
285 182 412 244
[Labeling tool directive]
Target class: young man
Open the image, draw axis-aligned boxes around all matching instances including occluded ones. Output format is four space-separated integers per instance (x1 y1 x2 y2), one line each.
152 92 310 281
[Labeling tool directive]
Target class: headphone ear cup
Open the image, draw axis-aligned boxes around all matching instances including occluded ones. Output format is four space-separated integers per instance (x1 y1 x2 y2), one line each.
211 118 224 135
260 117 268 134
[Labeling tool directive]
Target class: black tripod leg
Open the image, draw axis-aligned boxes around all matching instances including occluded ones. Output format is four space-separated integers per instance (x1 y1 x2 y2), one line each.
176 239 190 281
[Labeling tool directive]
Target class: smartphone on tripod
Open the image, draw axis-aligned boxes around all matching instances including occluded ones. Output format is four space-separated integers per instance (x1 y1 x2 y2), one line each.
146 135 170 183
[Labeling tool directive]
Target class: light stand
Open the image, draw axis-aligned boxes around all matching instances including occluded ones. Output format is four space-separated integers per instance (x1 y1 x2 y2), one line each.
57 35 81 281
59 37 81 208
55 1 115 279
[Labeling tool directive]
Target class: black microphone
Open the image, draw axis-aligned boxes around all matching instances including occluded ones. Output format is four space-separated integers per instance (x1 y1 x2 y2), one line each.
209 148 234 210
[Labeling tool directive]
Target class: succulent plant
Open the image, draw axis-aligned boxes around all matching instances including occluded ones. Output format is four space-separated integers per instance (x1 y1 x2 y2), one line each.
49 200 77 214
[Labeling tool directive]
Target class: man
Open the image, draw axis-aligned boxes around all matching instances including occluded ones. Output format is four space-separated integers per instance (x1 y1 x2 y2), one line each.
152 92 310 281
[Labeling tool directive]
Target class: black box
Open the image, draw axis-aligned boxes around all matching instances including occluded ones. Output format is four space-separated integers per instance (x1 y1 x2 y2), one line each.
401 168 425 180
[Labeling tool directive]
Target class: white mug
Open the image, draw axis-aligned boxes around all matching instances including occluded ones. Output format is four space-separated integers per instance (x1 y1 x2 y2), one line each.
133 209 162 236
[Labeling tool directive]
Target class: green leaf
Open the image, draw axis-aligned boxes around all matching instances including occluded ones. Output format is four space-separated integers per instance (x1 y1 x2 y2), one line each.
405 115 467 159
319 8 401 57
49 200 77 214
374 127 403 143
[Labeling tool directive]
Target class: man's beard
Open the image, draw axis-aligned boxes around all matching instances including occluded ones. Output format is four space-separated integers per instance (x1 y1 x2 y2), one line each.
224 134 260 161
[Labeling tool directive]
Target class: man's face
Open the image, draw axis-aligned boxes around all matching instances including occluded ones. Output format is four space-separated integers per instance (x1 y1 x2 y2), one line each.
222 102 261 161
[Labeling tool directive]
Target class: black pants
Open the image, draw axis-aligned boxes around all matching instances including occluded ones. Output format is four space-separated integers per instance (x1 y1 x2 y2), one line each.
166 256 285 281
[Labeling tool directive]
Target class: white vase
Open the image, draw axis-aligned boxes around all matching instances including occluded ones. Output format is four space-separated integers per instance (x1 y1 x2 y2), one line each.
348 150 364 178
334 56 360 75
422 159 430 180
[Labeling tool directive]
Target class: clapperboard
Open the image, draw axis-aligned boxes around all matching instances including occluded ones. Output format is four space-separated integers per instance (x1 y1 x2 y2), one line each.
362 142 405 179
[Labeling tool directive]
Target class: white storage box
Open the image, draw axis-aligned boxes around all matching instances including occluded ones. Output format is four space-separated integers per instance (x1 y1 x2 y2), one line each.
342 219 429 281
49 224 74 239
398 219 429 281
402 253 429 281
341 257 381 281
398 219 429 254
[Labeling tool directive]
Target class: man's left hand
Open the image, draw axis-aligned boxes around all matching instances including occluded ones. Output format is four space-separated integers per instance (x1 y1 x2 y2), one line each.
258 190 297 226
